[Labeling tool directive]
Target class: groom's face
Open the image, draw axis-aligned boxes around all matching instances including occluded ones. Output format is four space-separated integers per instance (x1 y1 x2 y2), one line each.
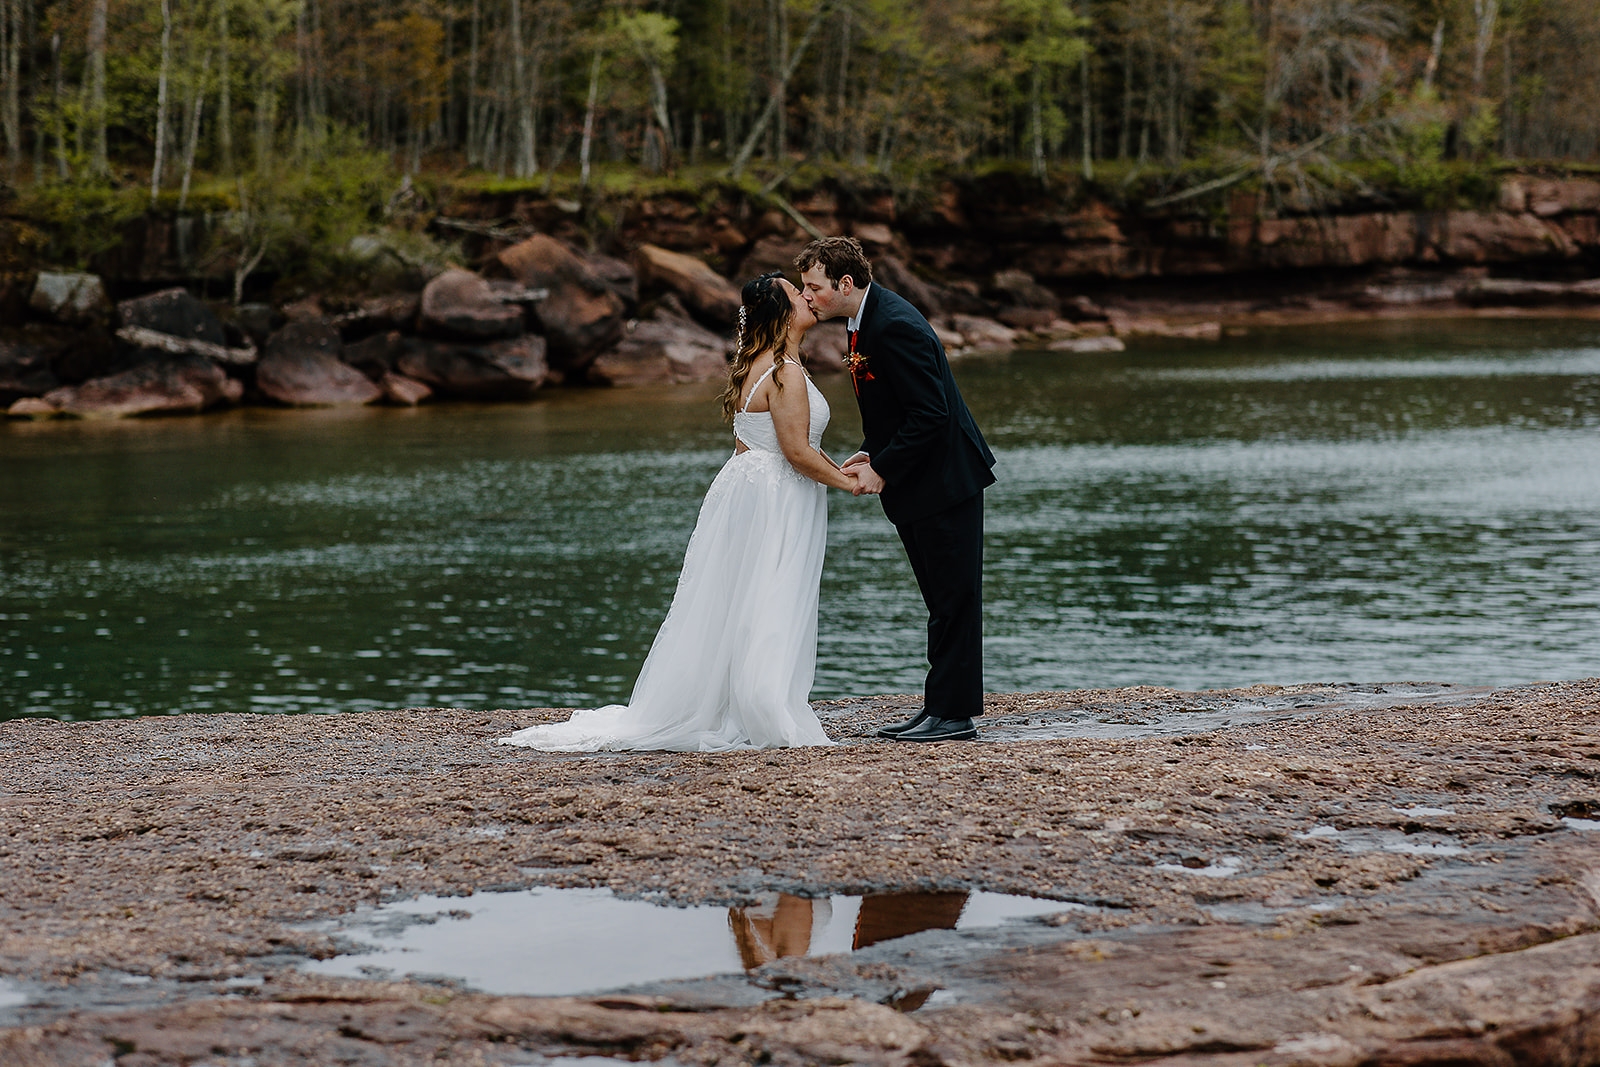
800 265 854 322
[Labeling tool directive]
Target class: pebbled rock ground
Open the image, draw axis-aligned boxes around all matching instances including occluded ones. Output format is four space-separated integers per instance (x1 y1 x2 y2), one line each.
2 679 1599 1066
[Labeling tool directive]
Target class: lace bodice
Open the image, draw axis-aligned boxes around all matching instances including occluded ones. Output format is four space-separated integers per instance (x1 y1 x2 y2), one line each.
733 363 829 454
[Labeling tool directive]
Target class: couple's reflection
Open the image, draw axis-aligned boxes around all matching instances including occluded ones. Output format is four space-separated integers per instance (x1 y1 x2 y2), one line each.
728 890 970 975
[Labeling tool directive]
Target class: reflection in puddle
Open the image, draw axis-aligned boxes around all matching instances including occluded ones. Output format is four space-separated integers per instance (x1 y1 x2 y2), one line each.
305 887 1075 999
0 980 27 1011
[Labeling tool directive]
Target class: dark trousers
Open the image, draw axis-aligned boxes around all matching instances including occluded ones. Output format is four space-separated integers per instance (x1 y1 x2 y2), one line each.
895 491 984 720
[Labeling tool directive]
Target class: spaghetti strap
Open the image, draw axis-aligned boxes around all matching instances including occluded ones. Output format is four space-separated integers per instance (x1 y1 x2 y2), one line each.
741 363 780 413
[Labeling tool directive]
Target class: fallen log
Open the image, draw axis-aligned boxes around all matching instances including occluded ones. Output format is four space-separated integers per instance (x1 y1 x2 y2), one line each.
116 325 259 366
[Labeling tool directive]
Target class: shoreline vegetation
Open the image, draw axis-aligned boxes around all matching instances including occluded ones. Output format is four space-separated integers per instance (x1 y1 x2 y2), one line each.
3 679 1599 1064
7 166 1600 421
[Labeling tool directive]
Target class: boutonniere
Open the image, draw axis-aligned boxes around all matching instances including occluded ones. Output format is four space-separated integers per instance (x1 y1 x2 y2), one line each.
843 330 873 380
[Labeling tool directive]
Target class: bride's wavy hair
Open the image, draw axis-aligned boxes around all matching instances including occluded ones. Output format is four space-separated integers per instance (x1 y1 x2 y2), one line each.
720 271 794 422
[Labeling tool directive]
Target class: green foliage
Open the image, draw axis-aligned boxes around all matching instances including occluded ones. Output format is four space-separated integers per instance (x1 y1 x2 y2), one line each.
210 125 399 301
15 180 146 268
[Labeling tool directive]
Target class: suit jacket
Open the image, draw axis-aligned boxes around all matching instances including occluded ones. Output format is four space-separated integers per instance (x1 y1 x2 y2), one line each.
851 285 996 526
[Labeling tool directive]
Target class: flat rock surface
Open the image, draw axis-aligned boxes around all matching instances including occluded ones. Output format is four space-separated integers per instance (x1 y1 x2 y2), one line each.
3 679 1600 1065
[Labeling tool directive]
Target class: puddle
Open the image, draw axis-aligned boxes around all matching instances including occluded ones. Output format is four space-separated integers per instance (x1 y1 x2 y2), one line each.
1296 825 1467 856
1157 856 1245 878
984 683 1499 742
303 887 1080 997
1563 817 1600 831
0 979 27 1011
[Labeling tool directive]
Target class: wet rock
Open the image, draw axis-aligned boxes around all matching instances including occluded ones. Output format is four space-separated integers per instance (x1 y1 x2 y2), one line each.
41 355 238 418
589 299 728 386
945 315 1018 353
27 271 111 326
633 243 742 327
0 340 60 402
396 334 549 399
256 323 383 407
418 267 526 341
1458 277 1600 308
116 287 227 346
379 372 432 406
6 396 59 419
494 235 627 373
1049 334 1126 353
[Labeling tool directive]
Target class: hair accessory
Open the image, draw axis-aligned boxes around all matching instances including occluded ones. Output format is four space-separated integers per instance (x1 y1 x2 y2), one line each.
735 306 748 351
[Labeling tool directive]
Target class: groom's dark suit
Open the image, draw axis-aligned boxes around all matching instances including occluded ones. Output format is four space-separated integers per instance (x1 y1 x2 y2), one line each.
850 285 996 720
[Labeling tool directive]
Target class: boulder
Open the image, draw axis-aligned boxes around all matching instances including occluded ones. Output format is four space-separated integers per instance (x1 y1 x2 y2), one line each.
42 355 238 418
633 243 741 326
584 251 641 310
738 235 808 281
231 303 286 347
1049 335 1127 353
396 335 549 399
256 322 383 407
873 255 945 318
0 340 61 402
116 288 227 346
342 331 407 380
946 315 1019 353
6 396 60 419
493 235 627 372
380 372 433 406
332 293 419 340
589 305 729 387
989 269 1060 312
418 268 525 340
28 272 111 326
802 319 849 376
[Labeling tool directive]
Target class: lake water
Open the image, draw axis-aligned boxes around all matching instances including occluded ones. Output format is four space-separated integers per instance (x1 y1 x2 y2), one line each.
4 317 1598 723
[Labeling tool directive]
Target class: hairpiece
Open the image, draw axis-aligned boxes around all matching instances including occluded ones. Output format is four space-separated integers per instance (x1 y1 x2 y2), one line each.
735 306 748 351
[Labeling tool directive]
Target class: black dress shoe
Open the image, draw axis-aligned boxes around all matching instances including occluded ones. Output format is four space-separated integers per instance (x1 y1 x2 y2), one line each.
894 716 978 742
876 711 930 738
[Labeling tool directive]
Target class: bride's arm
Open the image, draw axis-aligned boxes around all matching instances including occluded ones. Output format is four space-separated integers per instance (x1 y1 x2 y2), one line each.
769 363 857 492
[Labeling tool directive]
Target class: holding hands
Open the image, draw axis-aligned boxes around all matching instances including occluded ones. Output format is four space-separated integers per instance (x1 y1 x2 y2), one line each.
841 453 884 496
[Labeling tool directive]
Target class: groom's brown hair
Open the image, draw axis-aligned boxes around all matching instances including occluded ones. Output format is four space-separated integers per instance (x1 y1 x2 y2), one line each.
796 236 874 289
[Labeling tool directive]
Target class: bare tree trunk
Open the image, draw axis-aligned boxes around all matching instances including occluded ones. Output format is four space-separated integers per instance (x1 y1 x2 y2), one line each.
1081 49 1093 179
579 51 600 190
217 0 233 175
509 0 537 176
179 51 212 211
1 0 18 165
466 0 481 163
1471 0 1498 97
152 0 172 201
774 0 788 160
729 0 829 178
87 0 108 176
51 31 66 178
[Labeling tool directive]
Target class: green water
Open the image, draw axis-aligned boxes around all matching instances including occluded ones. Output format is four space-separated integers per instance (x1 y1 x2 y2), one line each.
4 317 1598 722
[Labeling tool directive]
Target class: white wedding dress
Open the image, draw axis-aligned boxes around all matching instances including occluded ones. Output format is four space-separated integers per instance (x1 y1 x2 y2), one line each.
497 365 835 752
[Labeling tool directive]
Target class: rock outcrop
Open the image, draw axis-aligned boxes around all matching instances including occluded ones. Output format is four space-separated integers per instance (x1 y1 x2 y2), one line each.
256 322 383 407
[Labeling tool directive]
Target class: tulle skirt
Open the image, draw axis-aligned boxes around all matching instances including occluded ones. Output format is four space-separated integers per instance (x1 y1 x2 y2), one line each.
496 448 834 752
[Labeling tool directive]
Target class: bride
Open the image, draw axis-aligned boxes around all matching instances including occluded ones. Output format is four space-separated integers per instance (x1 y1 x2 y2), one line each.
496 272 857 752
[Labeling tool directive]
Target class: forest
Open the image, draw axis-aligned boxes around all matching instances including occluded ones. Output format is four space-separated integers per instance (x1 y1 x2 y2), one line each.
3 0 1600 278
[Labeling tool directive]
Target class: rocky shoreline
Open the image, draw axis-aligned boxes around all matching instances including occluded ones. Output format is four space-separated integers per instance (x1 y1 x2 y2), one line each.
3 679 1599 1065
9 171 1600 420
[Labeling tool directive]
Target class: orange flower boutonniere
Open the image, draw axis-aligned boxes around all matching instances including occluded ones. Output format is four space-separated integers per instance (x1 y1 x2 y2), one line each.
843 330 874 381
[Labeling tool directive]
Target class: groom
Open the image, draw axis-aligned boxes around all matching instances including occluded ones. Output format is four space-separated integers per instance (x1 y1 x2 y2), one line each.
797 237 997 742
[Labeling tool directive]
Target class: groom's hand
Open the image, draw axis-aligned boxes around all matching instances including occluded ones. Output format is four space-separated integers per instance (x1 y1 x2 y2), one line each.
844 460 885 496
